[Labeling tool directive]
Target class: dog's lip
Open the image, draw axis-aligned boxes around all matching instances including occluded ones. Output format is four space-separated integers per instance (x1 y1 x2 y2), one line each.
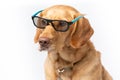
39 46 48 51
38 42 55 51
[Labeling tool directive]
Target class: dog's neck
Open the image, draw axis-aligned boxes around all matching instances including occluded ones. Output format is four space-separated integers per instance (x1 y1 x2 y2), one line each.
48 41 95 66
58 41 94 62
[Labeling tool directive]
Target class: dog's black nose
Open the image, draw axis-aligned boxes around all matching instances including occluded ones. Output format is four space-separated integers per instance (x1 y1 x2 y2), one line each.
39 37 50 47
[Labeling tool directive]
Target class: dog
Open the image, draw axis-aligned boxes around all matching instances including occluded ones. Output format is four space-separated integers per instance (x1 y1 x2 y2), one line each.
32 5 112 80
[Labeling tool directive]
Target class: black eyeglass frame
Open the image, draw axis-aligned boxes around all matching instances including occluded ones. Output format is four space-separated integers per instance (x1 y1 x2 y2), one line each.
32 10 84 32
32 16 74 32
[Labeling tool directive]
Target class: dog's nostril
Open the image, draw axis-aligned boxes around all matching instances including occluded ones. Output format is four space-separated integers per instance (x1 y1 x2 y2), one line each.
39 41 42 43
44 41 48 44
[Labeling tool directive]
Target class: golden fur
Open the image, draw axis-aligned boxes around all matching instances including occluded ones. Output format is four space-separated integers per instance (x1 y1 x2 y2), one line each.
34 5 112 80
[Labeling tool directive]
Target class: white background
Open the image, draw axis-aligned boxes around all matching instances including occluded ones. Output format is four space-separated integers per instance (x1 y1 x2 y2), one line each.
0 0 120 80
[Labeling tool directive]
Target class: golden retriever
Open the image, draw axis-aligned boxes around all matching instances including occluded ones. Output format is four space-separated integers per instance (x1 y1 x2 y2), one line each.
33 5 112 80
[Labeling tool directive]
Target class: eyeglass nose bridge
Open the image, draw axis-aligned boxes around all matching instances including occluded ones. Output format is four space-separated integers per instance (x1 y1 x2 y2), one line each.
48 20 61 32
47 19 64 31
46 20 55 28
42 20 57 32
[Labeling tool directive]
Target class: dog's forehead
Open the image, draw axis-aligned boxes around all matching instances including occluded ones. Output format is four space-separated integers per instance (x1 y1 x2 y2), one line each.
41 5 79 20
47 9 67 16
43 9 71 20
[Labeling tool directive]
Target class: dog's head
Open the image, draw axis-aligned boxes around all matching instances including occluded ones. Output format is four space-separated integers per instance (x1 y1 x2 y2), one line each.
33 5 94 51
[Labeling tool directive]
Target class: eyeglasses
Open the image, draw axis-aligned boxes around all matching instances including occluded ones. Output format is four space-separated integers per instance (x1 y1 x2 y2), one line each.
32 10 84 32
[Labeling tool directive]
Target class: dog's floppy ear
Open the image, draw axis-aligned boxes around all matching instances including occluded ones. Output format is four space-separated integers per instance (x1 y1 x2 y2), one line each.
34 28 42 43
70 17 94 48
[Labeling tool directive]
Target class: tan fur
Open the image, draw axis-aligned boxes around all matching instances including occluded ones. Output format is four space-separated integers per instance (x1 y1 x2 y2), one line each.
34 5 112 80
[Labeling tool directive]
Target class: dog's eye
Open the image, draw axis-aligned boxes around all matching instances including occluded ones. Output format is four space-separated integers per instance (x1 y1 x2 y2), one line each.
41 19 48 26
59 21 67 27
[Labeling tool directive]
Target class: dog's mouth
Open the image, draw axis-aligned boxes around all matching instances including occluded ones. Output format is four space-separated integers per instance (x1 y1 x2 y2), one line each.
39 44 50 51
39 43 56 52
39 47 49 51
